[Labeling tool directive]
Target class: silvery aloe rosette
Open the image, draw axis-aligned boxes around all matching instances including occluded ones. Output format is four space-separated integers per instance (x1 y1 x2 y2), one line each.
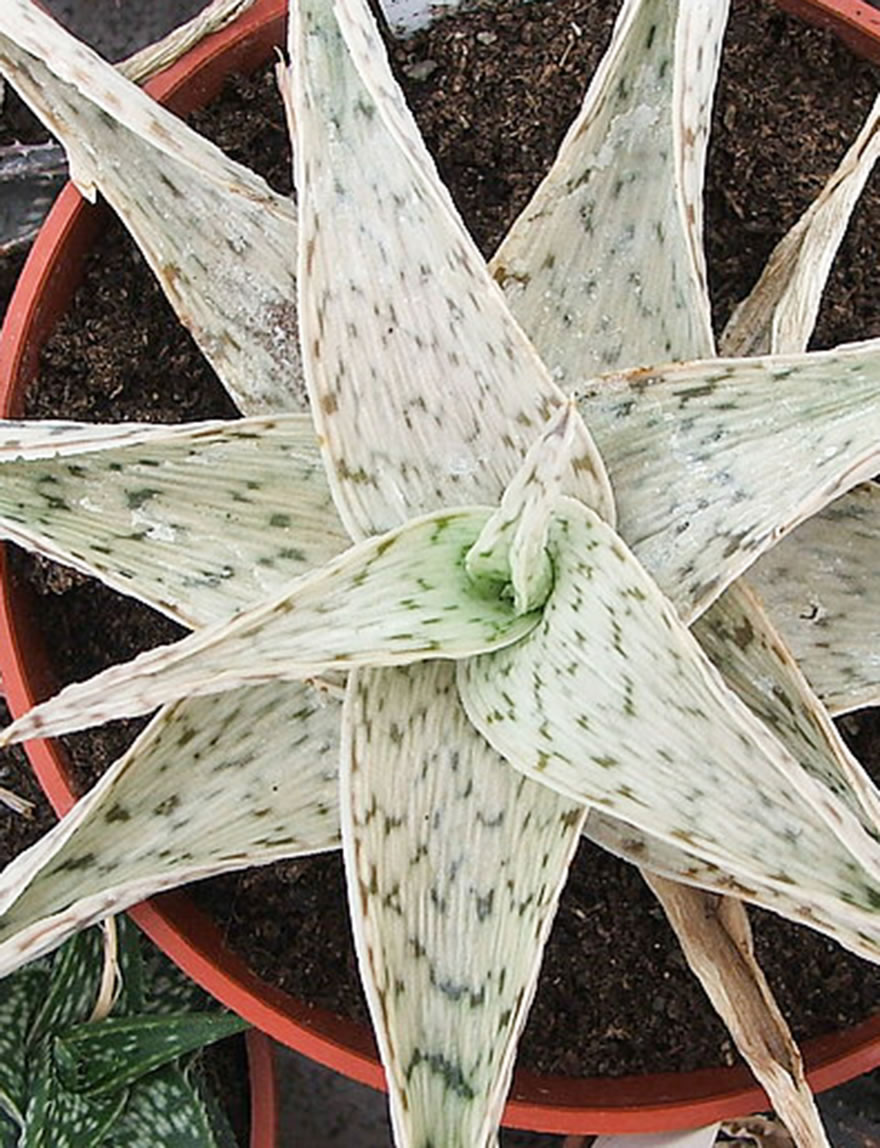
0 0 878 1145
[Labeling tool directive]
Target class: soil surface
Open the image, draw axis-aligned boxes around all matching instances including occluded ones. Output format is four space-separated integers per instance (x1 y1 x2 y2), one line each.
2 0 879 1081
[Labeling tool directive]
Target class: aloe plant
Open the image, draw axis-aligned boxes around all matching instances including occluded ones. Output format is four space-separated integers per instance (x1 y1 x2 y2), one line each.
0 1 878 1146
0 915 248 1146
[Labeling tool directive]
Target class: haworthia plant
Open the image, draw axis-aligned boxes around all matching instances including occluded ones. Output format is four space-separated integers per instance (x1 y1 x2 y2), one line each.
0 917 247 1147
0 1 878 1146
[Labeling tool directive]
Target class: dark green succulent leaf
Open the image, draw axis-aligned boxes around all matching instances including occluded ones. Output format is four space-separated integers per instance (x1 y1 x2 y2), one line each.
30 928 104 1043
0 963 44 1128
0 1108 18 1148
54 1012 248 1098
113 917 145 1017
139 946 213 1018
105 1062 237 1148
21 1043 127 1148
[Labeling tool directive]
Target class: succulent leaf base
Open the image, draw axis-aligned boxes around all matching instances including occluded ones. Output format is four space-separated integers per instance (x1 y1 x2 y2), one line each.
0 0 878 1145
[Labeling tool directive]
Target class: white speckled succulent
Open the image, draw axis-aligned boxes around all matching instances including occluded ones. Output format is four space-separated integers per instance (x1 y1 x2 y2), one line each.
0 1 878 1145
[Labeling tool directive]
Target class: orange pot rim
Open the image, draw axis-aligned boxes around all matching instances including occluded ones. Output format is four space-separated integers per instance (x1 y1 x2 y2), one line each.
246 1029 279 1148
0 0 877 1135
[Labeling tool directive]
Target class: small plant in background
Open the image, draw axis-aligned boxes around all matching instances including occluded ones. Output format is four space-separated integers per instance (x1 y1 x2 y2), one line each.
0 0 878 1146
0 915 247 1146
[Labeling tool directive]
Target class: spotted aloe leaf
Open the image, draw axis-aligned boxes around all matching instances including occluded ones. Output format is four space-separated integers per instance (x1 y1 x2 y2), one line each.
54 1011 246 1098
693 579 880 831
492 0 722 381
458 497 880 959
645 876 829 1148
289 0 614 541
578 340 880 622
342 663 584 1148
0 683 340 976
0 507 538 746
0 417 347 626
106 1062 237 1148
721 93 880 358
22 1042 127 1148
749 483 880 716
0 0 301 415
291 5 605 1141
465 402 587 615
29 925 106 1041
495 21 867 1129
583 803 877 964
0 963 43 1128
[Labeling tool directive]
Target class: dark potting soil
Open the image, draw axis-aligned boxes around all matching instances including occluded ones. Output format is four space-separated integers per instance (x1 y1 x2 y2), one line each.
4 0 879 1081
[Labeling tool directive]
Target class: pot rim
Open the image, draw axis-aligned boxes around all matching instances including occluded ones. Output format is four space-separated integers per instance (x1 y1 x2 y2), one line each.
0 0 877 1135
246 1029 279 1148
774 0 880 64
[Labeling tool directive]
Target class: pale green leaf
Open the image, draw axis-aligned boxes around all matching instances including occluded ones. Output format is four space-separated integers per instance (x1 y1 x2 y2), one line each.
721 94 880 357
0 0 302 416
0 683 341 976
694 579 880 832
0 507 537 746
578 340 880 621
492 0 722 380
458 497 880 959
342 663 584 1148
289 0 614 541
748 483 880 715
0 416 348 626
465 401 586 614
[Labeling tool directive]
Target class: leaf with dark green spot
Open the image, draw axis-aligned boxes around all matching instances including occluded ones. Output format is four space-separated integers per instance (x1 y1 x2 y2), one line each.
0 507 537 747
578 340 880 622
748 483 880 715
343 663 584 1146
0 683 341 977
289 0 613 540
459 498 880 960
493 0 722 380
0 417 347 627
0 0 302 415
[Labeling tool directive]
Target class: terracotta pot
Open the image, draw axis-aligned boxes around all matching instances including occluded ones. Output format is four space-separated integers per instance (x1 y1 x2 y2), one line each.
246 1030 279 1148
0 0 877 1136
774 0 880 63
